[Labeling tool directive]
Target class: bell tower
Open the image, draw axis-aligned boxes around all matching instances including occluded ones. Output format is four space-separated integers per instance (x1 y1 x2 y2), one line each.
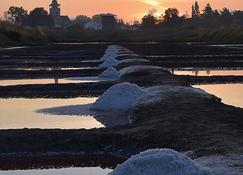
50 0 60 18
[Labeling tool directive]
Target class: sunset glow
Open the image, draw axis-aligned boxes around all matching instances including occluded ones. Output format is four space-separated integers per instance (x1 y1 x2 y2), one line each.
1 0 243 22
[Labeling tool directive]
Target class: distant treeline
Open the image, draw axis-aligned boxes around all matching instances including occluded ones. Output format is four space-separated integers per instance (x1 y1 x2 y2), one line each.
0 2 243 45
141 2 243 28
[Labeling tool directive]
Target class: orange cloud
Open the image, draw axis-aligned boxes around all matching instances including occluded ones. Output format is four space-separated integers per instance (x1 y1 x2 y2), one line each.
0 0 243 22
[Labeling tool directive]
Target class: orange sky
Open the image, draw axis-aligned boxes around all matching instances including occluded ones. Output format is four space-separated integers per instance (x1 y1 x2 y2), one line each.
1 0 243 22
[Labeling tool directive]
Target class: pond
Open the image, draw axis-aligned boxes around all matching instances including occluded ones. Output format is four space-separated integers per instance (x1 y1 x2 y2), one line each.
0 98 104 129
194 83 243 108
173 69 243 76
0 167 112 175
0 78 99 86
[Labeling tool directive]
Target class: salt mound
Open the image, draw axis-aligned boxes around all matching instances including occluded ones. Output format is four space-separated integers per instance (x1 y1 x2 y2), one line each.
110 149 212 175
99 57 119 68
99 66 120 80
100 52 117 61
105 45 121 54
119 59 150 63
119 65 163 78
90 82 147 112
106 45 131 54
145 85 219 101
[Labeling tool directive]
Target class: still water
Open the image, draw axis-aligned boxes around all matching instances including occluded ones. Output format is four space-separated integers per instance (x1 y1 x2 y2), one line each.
0 167 112 175
0 78 98 86
194 83 243 108
174 69 243 76
0 98 104 129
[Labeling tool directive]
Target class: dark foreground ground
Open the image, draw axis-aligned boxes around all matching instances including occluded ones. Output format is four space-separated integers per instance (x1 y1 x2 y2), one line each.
0 43 243 170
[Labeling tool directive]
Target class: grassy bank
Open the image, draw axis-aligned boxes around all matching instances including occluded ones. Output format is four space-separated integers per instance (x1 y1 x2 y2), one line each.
1 22 243 46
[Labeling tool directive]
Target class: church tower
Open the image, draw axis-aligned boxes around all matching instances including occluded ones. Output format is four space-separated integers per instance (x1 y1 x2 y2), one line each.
49 0 60 18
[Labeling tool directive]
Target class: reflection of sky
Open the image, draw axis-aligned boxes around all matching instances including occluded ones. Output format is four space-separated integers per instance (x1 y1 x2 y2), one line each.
194 84 243 108
0 97 104 129
174 70 243 76
0 78 98 86
1 0 243 22
0 167 112 175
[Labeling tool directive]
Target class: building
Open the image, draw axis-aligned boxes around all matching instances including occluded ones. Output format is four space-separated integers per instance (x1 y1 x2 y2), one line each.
49 0 71 28
101 14 117 31
23 0 70 28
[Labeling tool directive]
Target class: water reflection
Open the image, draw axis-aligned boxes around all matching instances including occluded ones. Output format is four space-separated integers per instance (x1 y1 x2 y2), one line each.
173 69 243 76
0 98 104 129
0 167 112 175
0 155 124 170
0 78 99 86
194 84 243 108
38 104 130 127
0 154 125 175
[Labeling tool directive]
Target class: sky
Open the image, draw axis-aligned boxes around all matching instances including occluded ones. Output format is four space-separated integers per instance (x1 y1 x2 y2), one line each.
1 0 243 22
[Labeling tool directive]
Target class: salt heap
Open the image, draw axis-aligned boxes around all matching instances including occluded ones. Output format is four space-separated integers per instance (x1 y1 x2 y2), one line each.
100 52 117 62
105 45 122 54
90 82 148 112
119 65 163 78
98 66 120 80
110 149 212 175
99 57 119 68
105 45 132 55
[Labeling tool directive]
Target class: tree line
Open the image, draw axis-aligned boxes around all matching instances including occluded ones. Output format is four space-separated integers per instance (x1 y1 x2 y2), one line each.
141 2 243 28
2 1 243 29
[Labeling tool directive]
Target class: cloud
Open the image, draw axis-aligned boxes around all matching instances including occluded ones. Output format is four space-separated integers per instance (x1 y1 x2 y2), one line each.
141 0 162 6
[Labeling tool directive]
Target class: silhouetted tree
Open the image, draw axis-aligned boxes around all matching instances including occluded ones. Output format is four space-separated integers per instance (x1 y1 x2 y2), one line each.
7 6 27 24
202 3 214 17
192 1 200 18
163 8 179 21
29 8 48 16
220 8 232 16
92 14 102 23
141 9 157 28
232 10 243 26
23 8 54 27
74 15 91 28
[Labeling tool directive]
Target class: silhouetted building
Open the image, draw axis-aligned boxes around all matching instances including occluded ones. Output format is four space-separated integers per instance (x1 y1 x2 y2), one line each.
49 0 71 28
23 0 70 28
101 14 117 31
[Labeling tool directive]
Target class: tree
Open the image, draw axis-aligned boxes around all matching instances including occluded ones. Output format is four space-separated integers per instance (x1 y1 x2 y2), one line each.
232 10 243 25
220 8 232 16
192 1 200 18
163 8 179 21
74 15 91 28
29 8 48 16
24 8 54 27
92 14 102 23
202 3 214 17
141 9 157 28
7 6 27 24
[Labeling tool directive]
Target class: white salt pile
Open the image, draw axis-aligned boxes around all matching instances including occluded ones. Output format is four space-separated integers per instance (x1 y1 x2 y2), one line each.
110 149 212 175
144 85 219 103
105 45 123 54
100 52 117 62
119 65 163 78
105 45 132 56
90 82 148 112
98 66 120 80
99 57 119 68
119 59 149 63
